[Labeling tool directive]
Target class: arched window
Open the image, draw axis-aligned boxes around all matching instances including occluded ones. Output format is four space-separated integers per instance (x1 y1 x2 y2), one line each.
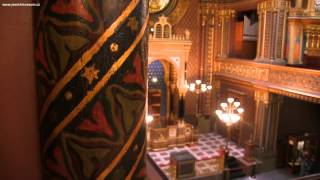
163 24 170 38
155 24 162 38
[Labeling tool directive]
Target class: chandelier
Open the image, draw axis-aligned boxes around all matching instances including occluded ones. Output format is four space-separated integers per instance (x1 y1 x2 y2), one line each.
185 79 212 116
187 79 212 94
215 97 244 161
215 97 244 126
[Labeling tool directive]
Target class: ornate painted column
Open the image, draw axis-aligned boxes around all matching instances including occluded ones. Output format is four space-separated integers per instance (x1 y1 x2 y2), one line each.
253 89 269 149
265 94 283 151
34 1 148 179
287 19 304 65
217 9 236 58
307 0 316 16
211 79 221 132
255 0 290 65
199 1 216 115
253 90 283 170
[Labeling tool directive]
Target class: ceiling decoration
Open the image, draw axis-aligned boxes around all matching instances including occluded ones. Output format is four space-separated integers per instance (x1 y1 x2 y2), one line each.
149 0 190 26
149 0 171 13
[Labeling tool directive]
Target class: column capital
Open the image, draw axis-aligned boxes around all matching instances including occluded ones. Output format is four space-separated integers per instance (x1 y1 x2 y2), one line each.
217 9 236 19
254 89 269 104
258 0 290 12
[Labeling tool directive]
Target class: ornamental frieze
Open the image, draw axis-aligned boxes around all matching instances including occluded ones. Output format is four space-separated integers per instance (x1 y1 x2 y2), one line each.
215 58 320 102
269 70 320 93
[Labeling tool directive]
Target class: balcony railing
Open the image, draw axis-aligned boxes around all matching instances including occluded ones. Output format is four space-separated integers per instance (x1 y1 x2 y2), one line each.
214 58 320 103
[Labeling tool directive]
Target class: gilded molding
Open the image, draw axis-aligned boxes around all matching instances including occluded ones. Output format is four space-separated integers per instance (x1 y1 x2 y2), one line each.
215 58 320 103
215 60 270 82
304 25 320 56
257 0 290 13
256 0 289 63
254 89 269 104
269 70 320 93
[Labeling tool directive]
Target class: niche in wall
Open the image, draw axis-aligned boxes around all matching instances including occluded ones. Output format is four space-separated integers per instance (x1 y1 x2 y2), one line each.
229 10 258 60
276 96 320 167
278 97 320 138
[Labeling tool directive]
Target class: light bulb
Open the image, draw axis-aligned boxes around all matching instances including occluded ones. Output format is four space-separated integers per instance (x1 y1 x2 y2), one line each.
237 108 244 114
201 84 206 88
215 110 223 115
190 86 195 91
220 102 228 109
151 77 158 83
207 85 212 90
227 98 234 104
234 101 240 108
201 87 207 92
195 80 202 85
146 115 154 123
231 114 240 123
190 83 196 87
221 113 229 122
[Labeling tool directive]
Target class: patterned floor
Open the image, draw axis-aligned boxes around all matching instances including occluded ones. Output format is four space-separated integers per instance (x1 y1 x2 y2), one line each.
148 133 246 178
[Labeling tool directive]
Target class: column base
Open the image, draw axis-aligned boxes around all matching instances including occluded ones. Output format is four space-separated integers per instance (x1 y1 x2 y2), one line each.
255 58 287 65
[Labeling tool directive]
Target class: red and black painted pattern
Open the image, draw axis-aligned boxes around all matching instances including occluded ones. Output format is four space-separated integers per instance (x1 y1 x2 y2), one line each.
34 0 148 179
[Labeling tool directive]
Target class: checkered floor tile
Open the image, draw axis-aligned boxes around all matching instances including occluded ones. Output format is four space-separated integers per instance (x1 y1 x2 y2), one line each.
148 133 245 168
148 133 247 179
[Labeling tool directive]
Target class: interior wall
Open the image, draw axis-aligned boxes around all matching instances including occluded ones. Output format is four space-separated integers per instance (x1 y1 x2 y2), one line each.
278 97 320 139
173 0 200 116
0 2 42 180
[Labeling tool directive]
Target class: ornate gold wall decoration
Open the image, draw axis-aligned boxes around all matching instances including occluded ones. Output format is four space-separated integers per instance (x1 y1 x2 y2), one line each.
269 69 320 93
215 58 320 103
149 0 190 26
304 25 320 56
254 89 269 104
167 0 190 25
216 8 236 58
149 0 171 14
215 60 270 82
198 2 217 114
256 0 290 65
148 16 192 98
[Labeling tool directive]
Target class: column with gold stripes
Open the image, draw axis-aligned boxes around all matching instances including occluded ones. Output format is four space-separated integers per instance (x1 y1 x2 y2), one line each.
34 1 148 179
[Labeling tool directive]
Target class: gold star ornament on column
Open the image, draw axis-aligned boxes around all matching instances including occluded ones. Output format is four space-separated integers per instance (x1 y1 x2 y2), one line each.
81 65 100 85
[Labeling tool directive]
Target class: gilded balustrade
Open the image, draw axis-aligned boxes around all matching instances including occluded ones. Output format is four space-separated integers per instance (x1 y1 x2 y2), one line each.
304 25 320 56
214 58 320 103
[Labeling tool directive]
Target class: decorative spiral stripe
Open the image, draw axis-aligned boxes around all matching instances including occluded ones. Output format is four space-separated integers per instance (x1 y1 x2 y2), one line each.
44 15 149 153
125 141 146 180
35 0 148 179
97 112 146 180
39 0 140 121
